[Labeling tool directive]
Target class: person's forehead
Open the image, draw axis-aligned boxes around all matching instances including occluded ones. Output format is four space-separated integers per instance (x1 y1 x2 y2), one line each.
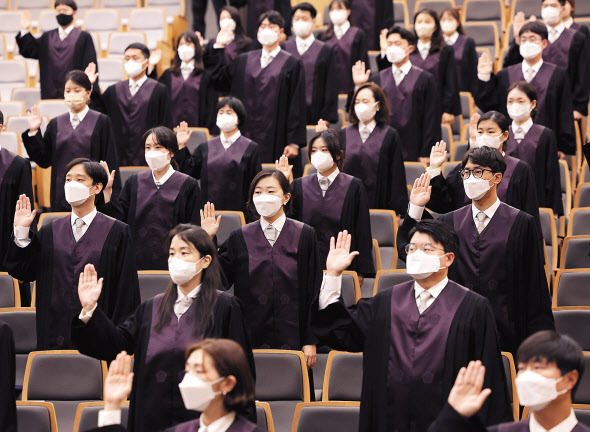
67 164 88 176
125 48 146 58
410 231 438 245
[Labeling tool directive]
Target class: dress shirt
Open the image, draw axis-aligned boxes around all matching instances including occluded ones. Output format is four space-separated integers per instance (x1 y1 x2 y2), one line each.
512 117 534 141
522 58 543 82
414 277 448 311
417 40 431 60
152 165 175 187
392 60 412 85
174 284 201 320
260 212 286 234
407 198 500 226
220 130 241 150
530 409 578 432
470 198 501 230
261 46 281 69
181 60 195 80
129 75 148 96
444 32 459 46
317 168 340 196
21 23 75 39
359 120 376 142
334 21 351 40
296 34 315 55
198 412 237 432
70 105 89 124
547 22 565 44
563 17 574 29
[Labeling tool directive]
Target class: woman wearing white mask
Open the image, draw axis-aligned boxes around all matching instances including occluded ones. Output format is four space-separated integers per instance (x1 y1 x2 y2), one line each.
5 159 139 350
22 70 121 211
71 224 253 432
337 82 408 215
204 6 253 66
174 97 261 213
100 127 201 270
286 129 374 285
212 170 321 375
319 0 368 94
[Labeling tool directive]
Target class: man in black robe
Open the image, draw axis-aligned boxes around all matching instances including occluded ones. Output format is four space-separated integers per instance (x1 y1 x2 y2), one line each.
87 43 172 166
16 0 98 99
4 158 139 350
397 147 555 355
429 331 589 432
247 0 292 39
0 321 16 432
350 0 394 50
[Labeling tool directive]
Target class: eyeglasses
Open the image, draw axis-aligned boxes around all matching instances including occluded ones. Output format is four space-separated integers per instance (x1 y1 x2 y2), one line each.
404 243 445 254
459 168 494 180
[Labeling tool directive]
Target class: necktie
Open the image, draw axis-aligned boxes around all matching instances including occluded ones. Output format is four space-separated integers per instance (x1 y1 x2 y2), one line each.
221 138 232 149
549 28 558 43
360 127 371 143
444 37 454 46
524 68 535 83
261 53 273 69
319 177 330 197
59 29 67 41
298 42 307 55
175 295 193 319
475 211 487 234
73 218 85 242
417 290 432 314
181 66 192 79
334 27 343 39
264 224 278 246
71 114 80 130
514 127 525 143
419 47 429 60
394 68 404 86
130 82 140 96
155 181 162 188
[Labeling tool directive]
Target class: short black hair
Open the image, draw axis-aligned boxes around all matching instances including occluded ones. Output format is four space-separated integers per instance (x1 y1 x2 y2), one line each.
257 10 285 29
478 110 510 134
64 70 92 91
388 25 417 47
246 170 291 219
519 21 549 41
292 2 317 18
64 158 108 196
125 43 150 60
0 110 4 126
461 147 507 175
55 0 77 11
408 220 459 255
517 330 584 393
542 0 566 5
216 97 246 128
307 129 344 170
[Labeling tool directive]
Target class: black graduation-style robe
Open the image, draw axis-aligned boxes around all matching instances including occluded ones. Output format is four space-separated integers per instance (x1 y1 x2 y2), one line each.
3 212 140 349
22 110 122 212
397 203 555 354
350 0 394 50
16 28 98 99
291 173 375 277
448 34 478 93
0 322 16 432
312 280 513 432
71 291 254 432
246 0 292 38
0 148 33 273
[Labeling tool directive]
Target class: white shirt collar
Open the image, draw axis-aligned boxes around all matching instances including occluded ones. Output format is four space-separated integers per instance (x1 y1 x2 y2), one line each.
444 32 459 45
563 17 574 29
176 284 201 303
296 33 315 46
359 120 376 133
198 411 236 432
221 130 241 144
70 207 98 227
317 167 340 184
334 21 350 38
181 60 195 69
547 21 565 35
512 117 534 135
152 165 175 185
417 40 431 51
260 212 287 233
129 74 148 89
522 57 543 74
69 105 89 123
393 60 412 76
471 198 501 221
59 23 75 36
529 409 578 432
263 45 281 59
414 277 449 300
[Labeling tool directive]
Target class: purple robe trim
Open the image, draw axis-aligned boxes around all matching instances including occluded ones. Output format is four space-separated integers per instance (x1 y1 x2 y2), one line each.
543 28 575 69
134 170 190 269
0 147 17 183
410 51 441 82
387 281 467 431
173 415 258 432
241 218 304 349
351 0 375 51
170 72 201 126
496 155 518 199
46 27 81 99
507 63 556 126
224 40 239 64
451 35 467 90
325 27 360 94
499 420 590 432
50 212 115 348
54 110 100 209
284 39 323 107
507 124 544 170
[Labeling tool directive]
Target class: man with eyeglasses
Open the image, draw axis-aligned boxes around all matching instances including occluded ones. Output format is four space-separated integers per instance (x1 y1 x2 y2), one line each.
312 224 512 432
397 146 554 356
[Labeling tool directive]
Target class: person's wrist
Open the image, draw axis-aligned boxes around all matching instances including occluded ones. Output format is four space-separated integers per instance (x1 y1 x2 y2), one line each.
104 400 123 411
326 269 342 277
82 303 96 314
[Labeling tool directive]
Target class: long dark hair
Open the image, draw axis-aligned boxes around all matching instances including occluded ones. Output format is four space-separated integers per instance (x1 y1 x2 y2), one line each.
322 0 352 40
414 8 444 53
220 5 252 52
154 225 223 336
440 8 464 35
170 31 204 76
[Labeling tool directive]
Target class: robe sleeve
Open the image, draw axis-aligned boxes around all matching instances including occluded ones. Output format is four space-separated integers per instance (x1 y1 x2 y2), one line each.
286 59 307 147
427 403 489 432
15 31 41 59
99 177 133 222
543 130 563 215
299 226 322 346
205 48 236 93
0 322 16 432
512 162 542 242
351 181 375 278
421 77 442 157
182 180 202 225
321 48 339 123
376 52 390 71
89 85 111 115
440 46 461 115
244 144 262 191
474 74 502 114
463 38 479 94
427 166 464 214
384 129 409 214
21 121 56 169
2 229 43 282
352 29 369 65
79 32 98 82
97 115 122 198
553 71 576 155
569 32 589 115
218 231 238 289
154 84 173 129
218 294 255 376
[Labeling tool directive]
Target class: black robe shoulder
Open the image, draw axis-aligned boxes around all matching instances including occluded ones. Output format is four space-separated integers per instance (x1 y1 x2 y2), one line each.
0 322 16 432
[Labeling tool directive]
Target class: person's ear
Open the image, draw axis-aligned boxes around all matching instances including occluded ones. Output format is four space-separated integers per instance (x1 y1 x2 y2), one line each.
530 100 537 111
541 39 548 50
407 44 416 54
219 375 237 395
93 182 104 195
492 173 502 186
563 370 579 392
200 254 212 269
442 252 455 268
282 192 291 205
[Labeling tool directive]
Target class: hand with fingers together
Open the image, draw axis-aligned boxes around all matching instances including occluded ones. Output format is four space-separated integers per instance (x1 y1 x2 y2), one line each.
200 202 221 239
104 351 134 411
78 264 103 315
410 173 432 208
27 105 43 133
99 161 116 203
352 61 371 86
315 119 329 133
85 62 99 85
429 141 448 171
447 360 491 418
275 155 293 180
326 230 360 277
14 194 37 228
477 51 493 76
176 121 192 150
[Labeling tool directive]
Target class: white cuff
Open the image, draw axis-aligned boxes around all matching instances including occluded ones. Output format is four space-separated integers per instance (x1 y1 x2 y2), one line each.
213 43 223 49
98 409 121 427
319 275 342 310
13 226 31 248
79 304 97 323
477 73 491 82
426 166 441 178
380 51 386 58
408 203 425 221
28 130 38 137
20 29 30 36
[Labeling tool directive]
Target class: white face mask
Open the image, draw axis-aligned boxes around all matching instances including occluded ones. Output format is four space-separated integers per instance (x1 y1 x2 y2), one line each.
515 370 567 411
177 45 195 62
293 20 313 38
519 41 543 60
169 256 204 286
507 103 532 123
440 20 458 35
258 28 279 46
414 22 436 39
220 18 236 31
216 114 238 133
311 151 334 173
178 373 225 412
329 10 348 26
475 133 503 149
253 194 283 218
386 44 407 64
145 150 170 172
355 102 377 123
406 250 446 280
125 60 146 79
65 181 94 207
463 175 493 200
542 6 561 26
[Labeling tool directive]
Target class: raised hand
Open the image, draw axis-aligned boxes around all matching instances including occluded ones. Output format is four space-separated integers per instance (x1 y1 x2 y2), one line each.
513 12 526 45
326 230 360 277
99 161 115 203
200 202 221 239
21 10 32 31
216 28 233 47
429 141 448 169
447 361 491 418
78 264 103 314
14 194 36 228
104 351 134 411
283 144 299 159
195 31 204 46
85 62 99 85
477 51 493 76
469 112 481 143
410 173 432 207
379 29 389 54
27 105 43 133
176 121 192 150
315 119 329 133
275 155 293 180
352 61 370 86
149 49 162 66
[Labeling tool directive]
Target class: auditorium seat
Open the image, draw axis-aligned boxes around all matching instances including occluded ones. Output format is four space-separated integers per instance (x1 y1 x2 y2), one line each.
510 0 542 20
372 239 382 273
96 58 125 91
553 269 590 308
306 125 316 143
292 402 360 432
539 208 558 272
459 92 475 125
0 131 22 156
255 401 275 432
340 271 361 307
0 307 36 390
128 8 167 51
37 99 68 119
452 142 469 162
183 127 210 154
72 402 129 432
83 9 122 53
73 0 97 26
11 87 41 111
568 208 590 236
553 308 590 350
462 0 504 40
0 274 20 308
369 209 398 270
501 351 520 421
559 160 572 236
119 166 149 187
0 101 26 118
146 0 185 25
38 9 58 33
441 123 454 150
463 22 499 63
102 0 139 24
413 0 455 15
0 11 24 54
107 31 147 58
16 401 58 432
404 162 427 189
441 161 460 178
560 236 590 269
580 162 590 185
373 269 413 296
138 270 170 302
393 0 410 28
22 350 106 432
89 31 102 58
0 33 6 59
338 94 347 112
573 354 590 404
322 351 362 401
312 353 329 401
216 211 246 245
0 60 28 101
14 0 46 29
303 163 317 177
37 212 70 230
253 349 310 432
575 183 590 208
6 114 48 135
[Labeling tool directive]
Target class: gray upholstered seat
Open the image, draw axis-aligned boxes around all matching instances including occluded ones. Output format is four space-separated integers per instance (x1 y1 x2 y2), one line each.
323 352 363 401
138 272 170 302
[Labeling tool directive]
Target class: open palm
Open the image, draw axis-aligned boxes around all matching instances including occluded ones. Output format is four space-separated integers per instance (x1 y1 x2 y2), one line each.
14 194 36 228
448 361 491 418
409 173 432 207
104 351 134 408
326 230 359 276
78 264 103 313
200 202 221 238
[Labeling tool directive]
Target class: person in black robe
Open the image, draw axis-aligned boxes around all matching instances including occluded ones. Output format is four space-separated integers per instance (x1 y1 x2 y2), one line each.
350 0 393 50
15 0 98 99
4 159 139 350
22 70 121 212
0 321 16 432
562 0 590 43
429 331 589 432
285 129 374 283
313 224 513 432
72 225 254 432
246 0 292 39
319 0 369 95
397 148 555 354
283 3 338 126
476 21 576 156
100 127 201 271
87 43 172 166
174 97 261 213
203 6 254 67
354 26 441 162
206 11 306 168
